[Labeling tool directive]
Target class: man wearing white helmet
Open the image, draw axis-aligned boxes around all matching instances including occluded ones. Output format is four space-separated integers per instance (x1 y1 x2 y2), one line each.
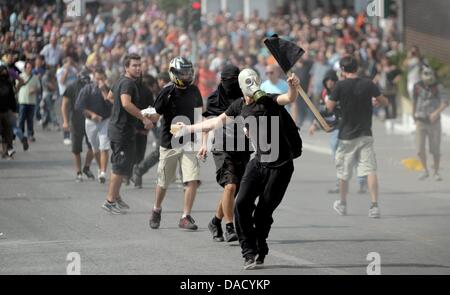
148 56 204 231
413 65 449 181
173 68 301 269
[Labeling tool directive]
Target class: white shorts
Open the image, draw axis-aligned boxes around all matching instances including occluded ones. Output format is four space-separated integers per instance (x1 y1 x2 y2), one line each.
85 118 110 152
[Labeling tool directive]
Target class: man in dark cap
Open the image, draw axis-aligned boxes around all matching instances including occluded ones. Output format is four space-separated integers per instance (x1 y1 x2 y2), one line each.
61 68 96 182
202 64 252 243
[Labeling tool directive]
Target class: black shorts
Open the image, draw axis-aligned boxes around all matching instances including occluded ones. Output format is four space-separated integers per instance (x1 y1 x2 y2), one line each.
213 151 251 188
110 139 136 176
71 122 92 154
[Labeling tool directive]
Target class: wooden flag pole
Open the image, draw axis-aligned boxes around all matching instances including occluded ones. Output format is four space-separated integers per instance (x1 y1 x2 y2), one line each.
287 71 332 132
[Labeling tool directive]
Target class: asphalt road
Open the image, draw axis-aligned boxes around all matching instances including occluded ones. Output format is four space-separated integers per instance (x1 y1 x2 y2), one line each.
1 120 450 275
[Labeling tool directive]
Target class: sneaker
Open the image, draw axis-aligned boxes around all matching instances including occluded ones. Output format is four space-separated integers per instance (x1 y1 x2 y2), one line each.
243 254 257 270
132 166 143 189
434 173 443 182
22 137 29 151
83 166 95 180
101 200 124 214
208 220 224 242
224 225 238 242
418 171 429 180
98 171 106 184
149 209 162 229
368 206 381 218
179 215 198 230
76 173 83 183
116 196 130 210
256 254 266 265
333 200 347 216
7 149 16 158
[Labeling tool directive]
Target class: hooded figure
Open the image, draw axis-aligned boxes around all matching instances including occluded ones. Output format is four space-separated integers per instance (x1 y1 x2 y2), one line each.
203 64 243 117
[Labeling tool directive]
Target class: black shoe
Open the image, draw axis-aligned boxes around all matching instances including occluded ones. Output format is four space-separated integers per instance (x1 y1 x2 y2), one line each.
224 224 238 242
82 166 95 180
256 254 266 265
132 169 143 189
22 137 29 151
208 219 224 242
243 254 256 270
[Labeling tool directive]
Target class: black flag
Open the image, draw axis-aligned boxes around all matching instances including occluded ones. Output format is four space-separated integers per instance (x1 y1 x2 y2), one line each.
264 34 305 73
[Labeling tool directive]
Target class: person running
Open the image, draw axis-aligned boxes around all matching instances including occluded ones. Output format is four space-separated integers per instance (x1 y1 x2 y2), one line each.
148 56 203 230
326 56 389 218
61 68 96 182
175 69 302 269
202 65 252 243
412 65 449 181
101 53 153 214
131 72 169 188
0 65 17 158
76 66 112 184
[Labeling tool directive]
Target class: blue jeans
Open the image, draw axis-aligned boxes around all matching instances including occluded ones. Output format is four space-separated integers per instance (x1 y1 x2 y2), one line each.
19 104 35 138
9 112 24 141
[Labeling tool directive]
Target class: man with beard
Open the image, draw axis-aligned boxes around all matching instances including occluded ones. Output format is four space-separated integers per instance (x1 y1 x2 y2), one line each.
202 65 252 243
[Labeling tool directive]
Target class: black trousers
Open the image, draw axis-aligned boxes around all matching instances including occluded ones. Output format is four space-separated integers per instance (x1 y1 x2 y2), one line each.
135 133 148 165
234 158 294 258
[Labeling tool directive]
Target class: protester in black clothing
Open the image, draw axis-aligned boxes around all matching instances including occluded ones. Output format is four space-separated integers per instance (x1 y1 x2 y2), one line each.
326 56 389 219
148 56 203 231
61 68 96 182
127 74 155 188
176 68 301 269
0 65 17 158
76 66 112 184
101 53 153 214
202 65 252 243
131 72 169 188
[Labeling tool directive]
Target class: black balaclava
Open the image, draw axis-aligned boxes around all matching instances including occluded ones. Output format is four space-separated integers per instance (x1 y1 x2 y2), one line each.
220 64 243 100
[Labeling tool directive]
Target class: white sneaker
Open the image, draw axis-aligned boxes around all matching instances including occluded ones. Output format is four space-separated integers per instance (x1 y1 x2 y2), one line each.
98 171 106 184
76 173 83 183
369 206 381 218
434 173 442 181
418 171 429 180
333 200 347 216
63 138 72 145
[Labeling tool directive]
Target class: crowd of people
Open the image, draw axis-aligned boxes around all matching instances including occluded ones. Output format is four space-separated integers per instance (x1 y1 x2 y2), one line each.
1 0 449 269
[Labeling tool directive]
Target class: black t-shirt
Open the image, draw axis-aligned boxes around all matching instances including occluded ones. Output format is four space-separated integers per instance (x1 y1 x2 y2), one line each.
330 78 381 140
153 83 203 149
225 94 292 167
108 75 140 142
76 83 112 120
63 80 86 127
